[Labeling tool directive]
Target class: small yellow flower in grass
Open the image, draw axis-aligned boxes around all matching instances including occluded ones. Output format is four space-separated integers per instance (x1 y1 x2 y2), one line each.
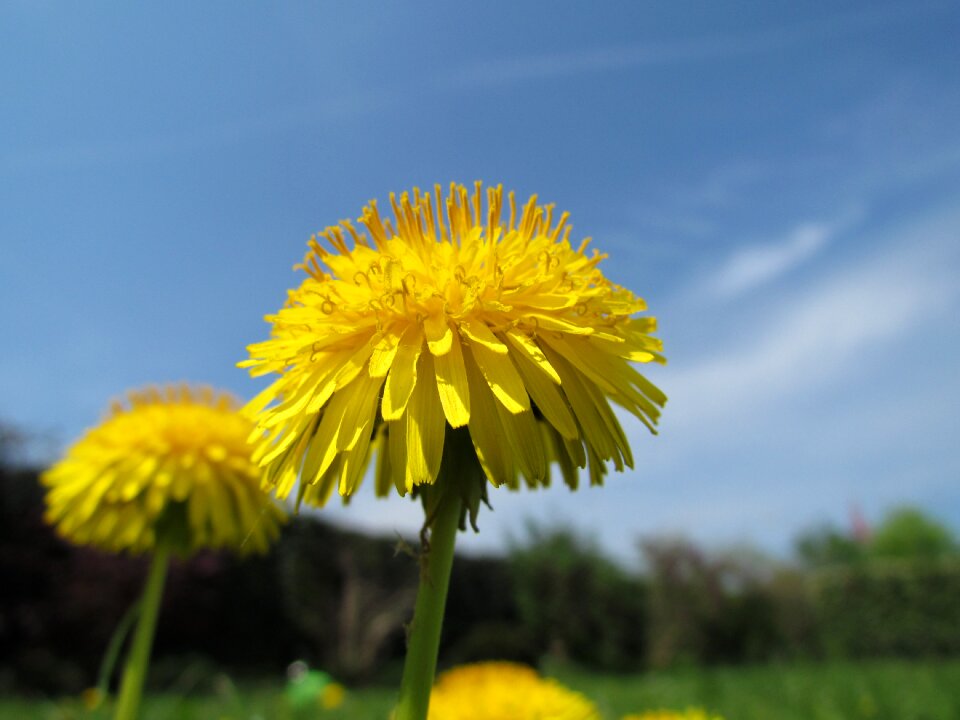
80 687 105 711
242 182 666 519
622 709 724 720
42 384 285 555
427 662 600 720
321 682 346 710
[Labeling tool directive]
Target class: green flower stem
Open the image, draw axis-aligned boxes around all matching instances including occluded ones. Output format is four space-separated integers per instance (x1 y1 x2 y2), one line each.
97 598 142 700
395 489 462 720
114 545 170 720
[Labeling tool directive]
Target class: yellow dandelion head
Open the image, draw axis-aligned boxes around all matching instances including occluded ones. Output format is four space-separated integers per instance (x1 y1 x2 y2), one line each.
427 661 600 720
622 710 725 720
243 182 665 522
42 384 286 555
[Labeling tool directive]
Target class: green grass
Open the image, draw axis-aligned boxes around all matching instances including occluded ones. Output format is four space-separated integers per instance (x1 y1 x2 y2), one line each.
3 659 959 720
552 659 960 720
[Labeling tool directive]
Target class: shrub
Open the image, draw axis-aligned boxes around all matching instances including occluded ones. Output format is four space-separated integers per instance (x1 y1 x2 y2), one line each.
510 525 648 670
815 559 960 657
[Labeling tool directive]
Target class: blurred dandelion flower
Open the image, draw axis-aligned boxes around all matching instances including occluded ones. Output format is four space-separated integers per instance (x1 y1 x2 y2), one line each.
42 384 285 555
242 182 665 518
43 384 285 720
80 687 105 711
427 662 600 720
622 710 724 720
321 682 346 710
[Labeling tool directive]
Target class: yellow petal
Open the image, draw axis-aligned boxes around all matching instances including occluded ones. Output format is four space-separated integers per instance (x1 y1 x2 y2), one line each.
511 349 578 439
550 334 665 425
495 405 547 485
404 352 446 490
460 320 508 353
465 339 529 414
242 379 281 418
258 414 309 465
544 424 581 490
523 313 594 335
541 345 618 462
368 329 402 377
425 314 454 356
540 334 617 395
373 429 393 498
335 372 385 451
504 329 560 383
304 454 343 508
257 368 325 430
270 462 298 502
333 341 375 388
382 325 424 420
339 418 375 496
577 374 633 471
298 386 358 488
387 418 408 495
434 335 471 427
589 333 664 363
207 482 238 544
465 348 514 487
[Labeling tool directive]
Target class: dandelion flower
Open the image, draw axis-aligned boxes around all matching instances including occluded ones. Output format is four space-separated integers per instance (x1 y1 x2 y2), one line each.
242 182 665 517
43 384 286 720
622 710 724 720
42 384 285 555
427 662 600 720
80 687 105 711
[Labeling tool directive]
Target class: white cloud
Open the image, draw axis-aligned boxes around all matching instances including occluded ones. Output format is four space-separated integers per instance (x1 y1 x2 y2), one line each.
663 206 959 431
711 221 835 298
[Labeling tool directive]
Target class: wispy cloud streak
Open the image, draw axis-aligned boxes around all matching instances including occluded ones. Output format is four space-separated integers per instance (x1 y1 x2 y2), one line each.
664 209 960 431
441 3 951 89
710 212 862 299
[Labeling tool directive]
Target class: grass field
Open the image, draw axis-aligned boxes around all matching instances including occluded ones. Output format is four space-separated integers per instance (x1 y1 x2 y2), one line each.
3 659 959 720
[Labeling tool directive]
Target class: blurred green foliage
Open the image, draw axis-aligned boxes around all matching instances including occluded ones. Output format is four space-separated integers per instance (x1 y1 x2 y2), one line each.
796 526 867 567
509 524 647 670
870 507 957 561
640 539 791 667
817 561 960 657
797 506 957 568
2 426 959 697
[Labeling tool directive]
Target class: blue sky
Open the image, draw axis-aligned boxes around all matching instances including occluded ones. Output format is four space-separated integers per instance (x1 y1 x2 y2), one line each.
3 2 958 562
